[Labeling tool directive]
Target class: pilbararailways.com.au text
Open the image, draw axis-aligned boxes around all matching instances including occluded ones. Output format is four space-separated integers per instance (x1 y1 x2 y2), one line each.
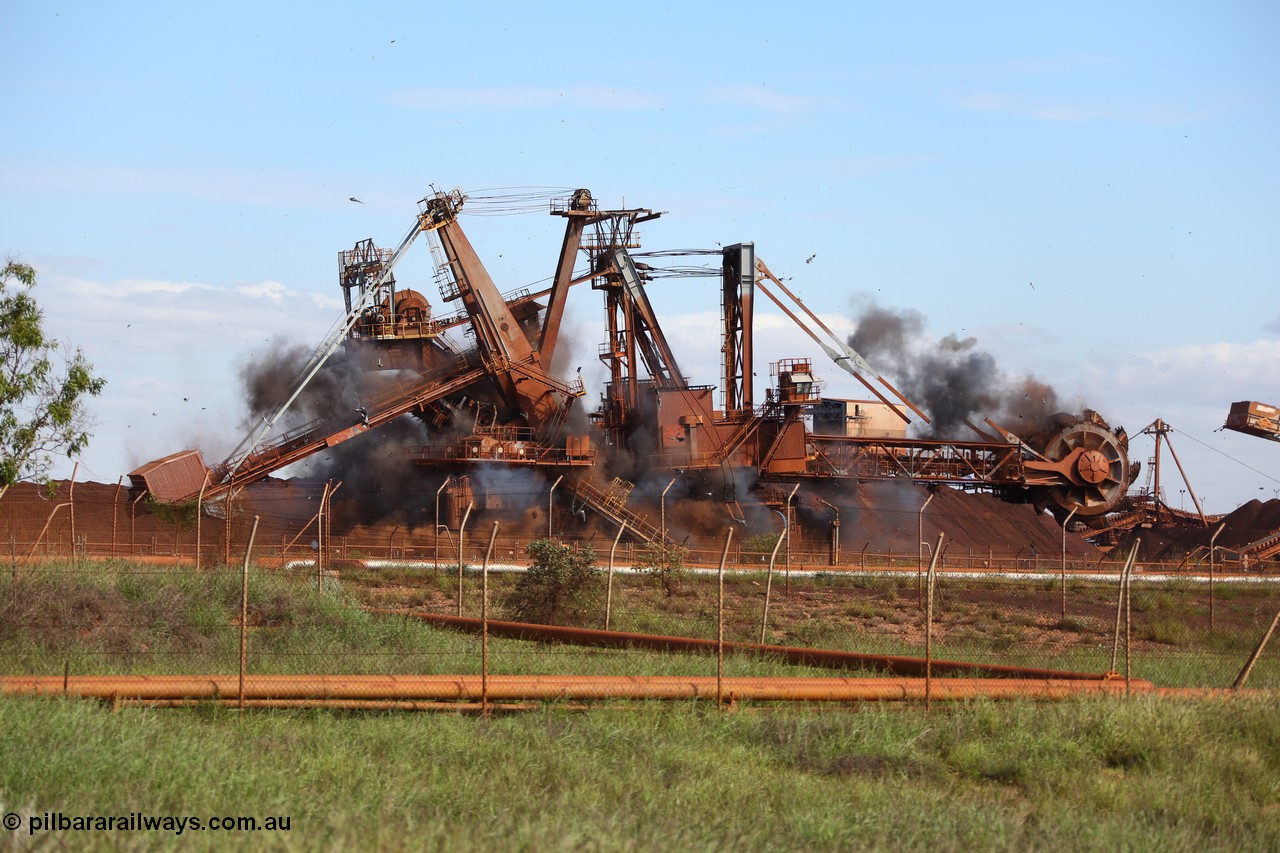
8 811 291 836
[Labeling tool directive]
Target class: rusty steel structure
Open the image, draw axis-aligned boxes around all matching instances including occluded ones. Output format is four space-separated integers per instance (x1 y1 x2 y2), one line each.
136 186 1139 542
1225 401 1280 443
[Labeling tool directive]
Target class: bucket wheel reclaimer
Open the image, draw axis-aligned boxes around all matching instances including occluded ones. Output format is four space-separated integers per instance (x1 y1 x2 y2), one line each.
1025 417 1134 519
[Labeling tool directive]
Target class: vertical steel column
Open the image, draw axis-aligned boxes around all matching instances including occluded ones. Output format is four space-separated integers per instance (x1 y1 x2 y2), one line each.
721 243 755 413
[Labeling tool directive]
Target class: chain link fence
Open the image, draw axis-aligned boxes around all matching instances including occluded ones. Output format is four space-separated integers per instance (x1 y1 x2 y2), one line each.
2 482 1278 706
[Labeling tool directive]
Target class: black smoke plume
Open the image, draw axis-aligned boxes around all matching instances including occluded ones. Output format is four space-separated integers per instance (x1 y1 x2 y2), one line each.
237 339 368 432
848 303 1066 438
236 338 435 523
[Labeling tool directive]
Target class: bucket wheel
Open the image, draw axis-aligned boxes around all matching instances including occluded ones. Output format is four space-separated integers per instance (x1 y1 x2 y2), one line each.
1027 419 1132 518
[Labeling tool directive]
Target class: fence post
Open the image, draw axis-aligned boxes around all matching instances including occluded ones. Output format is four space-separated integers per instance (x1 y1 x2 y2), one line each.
68 462 78 563
925 532 945 713
317 481 332 592
434 477 450 571
1060 507 1078 624
1125 548 1134 695
326 483 340 574
717 526 734 711
784 486 797 597
1209 522 1225 633
548 475 563 541
111 476 123 558
1110 540 1139 673
605 521 627 631
239 515 260 717
917 491 934 607
130 489 147 558
457 502 473 617
1232 605 1280 690
481 521 499 720
760 510 788 645
195 471 209 570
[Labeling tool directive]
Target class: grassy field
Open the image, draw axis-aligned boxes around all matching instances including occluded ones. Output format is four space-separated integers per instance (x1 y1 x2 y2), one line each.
1 559 1278 850
2 693 1279 850
3 558 1278 687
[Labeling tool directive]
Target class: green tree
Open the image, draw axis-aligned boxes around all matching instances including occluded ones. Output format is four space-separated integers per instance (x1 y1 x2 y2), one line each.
505 539 600 626
0 260 106 500
634 541 688 597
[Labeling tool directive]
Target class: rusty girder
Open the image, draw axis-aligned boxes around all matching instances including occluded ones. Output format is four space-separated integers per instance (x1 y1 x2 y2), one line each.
799 434 1030 485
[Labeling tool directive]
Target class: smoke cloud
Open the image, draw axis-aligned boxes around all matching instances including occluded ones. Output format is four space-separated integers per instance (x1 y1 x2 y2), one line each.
237 338 375 432
848 303 1066 438
235 337 440 522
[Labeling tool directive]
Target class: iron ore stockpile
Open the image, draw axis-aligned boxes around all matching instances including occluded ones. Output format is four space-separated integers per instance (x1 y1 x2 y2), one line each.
12 187 1277 571
1114 499 1280 567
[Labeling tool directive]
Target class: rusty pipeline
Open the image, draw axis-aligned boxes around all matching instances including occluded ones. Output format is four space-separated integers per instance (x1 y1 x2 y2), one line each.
0 674 1152 704
368 609 1112 681
97 689 1280 709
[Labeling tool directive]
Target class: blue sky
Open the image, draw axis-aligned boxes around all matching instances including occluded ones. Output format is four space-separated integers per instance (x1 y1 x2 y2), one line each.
3 2 1278 512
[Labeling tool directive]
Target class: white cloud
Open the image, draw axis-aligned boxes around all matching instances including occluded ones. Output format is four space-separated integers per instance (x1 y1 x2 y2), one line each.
234 281 290 302
1073 338 1280 512
45 273 342 353
33 268 350 484
97 278 203 296
1096 339 1279 388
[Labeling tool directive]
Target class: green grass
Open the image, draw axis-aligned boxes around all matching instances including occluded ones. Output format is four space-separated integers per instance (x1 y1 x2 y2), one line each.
4 560 1278 689
2 560 1280 849
1 695 1278 850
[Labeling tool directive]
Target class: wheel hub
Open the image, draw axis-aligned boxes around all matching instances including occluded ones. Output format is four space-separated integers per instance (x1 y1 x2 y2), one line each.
1076 449 1110 485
